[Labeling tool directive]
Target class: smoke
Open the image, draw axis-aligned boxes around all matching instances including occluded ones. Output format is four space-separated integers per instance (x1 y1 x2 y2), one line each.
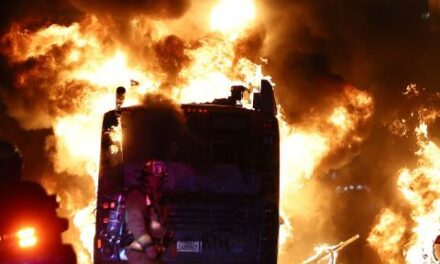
0 1 192 262
1 0 440 263
233 27 266 63
153 35 190 89
262 0 439 120
0 45 90 129
0 0 82 188
257 0 440 263
0 0 82 34
127 93 187 161
69 0 190 19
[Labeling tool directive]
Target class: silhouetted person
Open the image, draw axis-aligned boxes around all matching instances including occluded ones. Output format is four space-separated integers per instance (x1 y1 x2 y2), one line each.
0 141 76 263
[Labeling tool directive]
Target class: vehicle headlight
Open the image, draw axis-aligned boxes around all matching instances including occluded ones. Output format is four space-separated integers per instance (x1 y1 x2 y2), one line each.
16 227 37 248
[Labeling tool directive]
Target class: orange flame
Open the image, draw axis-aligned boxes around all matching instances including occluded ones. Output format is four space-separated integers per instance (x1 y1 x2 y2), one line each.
1 1 266 261
398 122 440 263
278 86 374 260
0 1 377 263
367 209 407 263
210 0 256 39
368 103 440 263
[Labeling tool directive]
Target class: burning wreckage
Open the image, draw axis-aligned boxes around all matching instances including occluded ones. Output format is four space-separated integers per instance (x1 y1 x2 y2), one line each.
94 80 280 263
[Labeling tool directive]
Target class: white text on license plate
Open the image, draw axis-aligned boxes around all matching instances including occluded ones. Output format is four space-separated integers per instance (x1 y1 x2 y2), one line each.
176 241 202 253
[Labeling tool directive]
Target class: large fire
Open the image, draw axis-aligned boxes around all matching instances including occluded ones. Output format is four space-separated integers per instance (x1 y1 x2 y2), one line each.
0 1 268 262
367 87 440 263
210 0 256 38
0 0 396 263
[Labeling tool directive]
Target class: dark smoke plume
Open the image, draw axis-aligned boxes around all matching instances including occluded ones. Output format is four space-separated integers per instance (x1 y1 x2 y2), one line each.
0 0 81 182
0 1 191 261
259 0 440 263
153 35 190 88
2 0 440 263
0 0 82 34
0 43 90 129
234 27 266 63
69 0 191 19
263 0 437 122
123 93 186 163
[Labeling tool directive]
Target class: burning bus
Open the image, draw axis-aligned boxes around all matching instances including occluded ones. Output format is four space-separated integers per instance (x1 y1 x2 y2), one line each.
94 79 279 264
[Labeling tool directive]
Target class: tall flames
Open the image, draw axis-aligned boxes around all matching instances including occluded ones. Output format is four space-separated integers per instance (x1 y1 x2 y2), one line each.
367 86 440 263
0 1 271 262
278 85 374 263
7 0 434 263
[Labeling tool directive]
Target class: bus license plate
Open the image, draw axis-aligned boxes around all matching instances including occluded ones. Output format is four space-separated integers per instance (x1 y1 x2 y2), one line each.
176 241 202 253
